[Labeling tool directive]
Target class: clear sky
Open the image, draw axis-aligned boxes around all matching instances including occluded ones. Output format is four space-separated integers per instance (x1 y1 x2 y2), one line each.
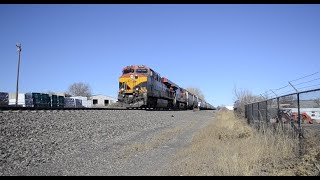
1 4 320 106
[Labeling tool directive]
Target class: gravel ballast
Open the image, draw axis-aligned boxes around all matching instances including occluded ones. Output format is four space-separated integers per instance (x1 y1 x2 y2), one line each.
0 110 215 176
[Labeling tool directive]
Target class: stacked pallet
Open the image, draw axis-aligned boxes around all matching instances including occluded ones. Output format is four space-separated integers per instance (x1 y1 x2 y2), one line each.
0 92 9 106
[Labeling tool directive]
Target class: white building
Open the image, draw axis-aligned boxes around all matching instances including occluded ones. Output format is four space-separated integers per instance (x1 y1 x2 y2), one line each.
70 96 92 108
225 105 234 111
8 93 25 107
90 95 117 107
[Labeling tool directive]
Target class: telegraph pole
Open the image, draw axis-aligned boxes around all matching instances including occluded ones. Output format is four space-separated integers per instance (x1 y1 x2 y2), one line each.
16 43 22 106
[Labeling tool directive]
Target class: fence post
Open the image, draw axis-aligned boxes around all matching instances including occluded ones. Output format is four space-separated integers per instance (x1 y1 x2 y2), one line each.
258 102 260 122
277 97 283 130
251 103 254 123
297 93 301 136
245 105 247 118
297 93 305 156
246 104 250 124
265 101 268 123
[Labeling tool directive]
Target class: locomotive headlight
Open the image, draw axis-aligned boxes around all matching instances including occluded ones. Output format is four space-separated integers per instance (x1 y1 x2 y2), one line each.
121 88 124 91
135 87 140 91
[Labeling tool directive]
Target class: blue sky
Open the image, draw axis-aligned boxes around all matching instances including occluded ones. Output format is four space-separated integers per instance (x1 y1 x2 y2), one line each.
1 4 320 106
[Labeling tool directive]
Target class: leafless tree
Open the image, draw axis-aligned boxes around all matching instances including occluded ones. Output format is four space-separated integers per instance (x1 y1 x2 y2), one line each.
314 98 320 107
67 82 92 97
216 104 226 110
186 87 205 101
233 86 264 115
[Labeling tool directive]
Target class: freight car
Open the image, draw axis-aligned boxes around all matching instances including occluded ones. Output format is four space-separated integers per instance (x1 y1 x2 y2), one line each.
117 65 214 110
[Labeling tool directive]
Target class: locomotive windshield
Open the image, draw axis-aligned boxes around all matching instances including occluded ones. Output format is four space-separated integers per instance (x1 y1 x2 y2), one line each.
136 69 148 74
123 69 134 74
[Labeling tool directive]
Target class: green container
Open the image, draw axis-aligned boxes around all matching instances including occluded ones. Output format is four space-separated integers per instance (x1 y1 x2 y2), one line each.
58 96 65 108
51 95 58 103
32 93 41 107
51 95 58 108
41 94 51 108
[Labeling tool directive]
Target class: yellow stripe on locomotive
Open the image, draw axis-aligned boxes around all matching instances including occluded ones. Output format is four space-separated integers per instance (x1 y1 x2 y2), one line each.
119 76 148 94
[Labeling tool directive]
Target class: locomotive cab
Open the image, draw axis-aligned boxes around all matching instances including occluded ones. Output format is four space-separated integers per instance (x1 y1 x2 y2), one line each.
118 65 150 107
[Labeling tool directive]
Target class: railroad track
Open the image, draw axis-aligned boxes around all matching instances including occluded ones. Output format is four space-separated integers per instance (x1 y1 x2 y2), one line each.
0 106 189 112
0 106 125 112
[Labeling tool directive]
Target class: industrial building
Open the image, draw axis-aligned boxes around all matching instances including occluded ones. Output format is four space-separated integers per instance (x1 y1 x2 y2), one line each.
90 95 117 107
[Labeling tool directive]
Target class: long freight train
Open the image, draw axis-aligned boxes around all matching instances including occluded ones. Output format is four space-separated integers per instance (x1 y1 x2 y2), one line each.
118 65 215 110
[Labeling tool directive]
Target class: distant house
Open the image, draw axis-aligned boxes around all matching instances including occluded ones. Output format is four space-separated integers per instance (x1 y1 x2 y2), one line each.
90 95 117 107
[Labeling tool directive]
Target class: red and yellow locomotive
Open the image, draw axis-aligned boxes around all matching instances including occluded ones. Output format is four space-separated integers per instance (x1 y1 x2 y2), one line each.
118 65 214 110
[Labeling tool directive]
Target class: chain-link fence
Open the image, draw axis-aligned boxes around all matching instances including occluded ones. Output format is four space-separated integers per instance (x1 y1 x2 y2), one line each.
245 88 320 138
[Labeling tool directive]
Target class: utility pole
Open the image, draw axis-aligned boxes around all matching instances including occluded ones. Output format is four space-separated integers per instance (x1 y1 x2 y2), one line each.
16 43 22 106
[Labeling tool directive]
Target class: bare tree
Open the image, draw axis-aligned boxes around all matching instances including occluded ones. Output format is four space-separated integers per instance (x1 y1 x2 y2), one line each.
67 82 92 97
314 98 320 107
186 87 205 101
233 86 264 115
216 104 226 111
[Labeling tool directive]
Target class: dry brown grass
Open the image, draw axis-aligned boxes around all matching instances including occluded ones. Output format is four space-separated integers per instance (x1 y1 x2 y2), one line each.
166 110 300 176
279 130 320 176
